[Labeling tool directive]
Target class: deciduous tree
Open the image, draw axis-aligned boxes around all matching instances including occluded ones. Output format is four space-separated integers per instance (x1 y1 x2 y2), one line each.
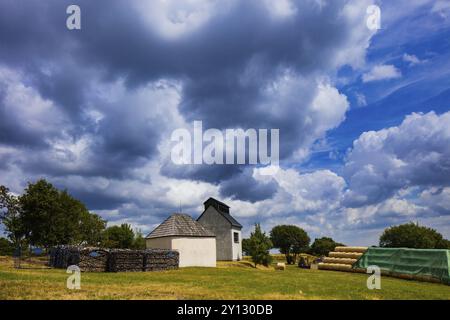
270 225 310 264
380 223 450 249
310 237 344 257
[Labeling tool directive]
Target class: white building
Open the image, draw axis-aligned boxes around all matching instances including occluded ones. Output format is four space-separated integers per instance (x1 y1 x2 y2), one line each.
145 213 216 267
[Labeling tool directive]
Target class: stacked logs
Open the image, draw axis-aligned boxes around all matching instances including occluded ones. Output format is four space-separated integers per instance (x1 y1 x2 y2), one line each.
48 246 179 272
108 249 145 272
144 249 179 271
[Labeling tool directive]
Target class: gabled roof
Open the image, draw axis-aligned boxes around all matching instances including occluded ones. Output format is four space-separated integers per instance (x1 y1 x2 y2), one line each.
198 198 243 229
221 213 243 229
146 214 215 239
203 197 230 208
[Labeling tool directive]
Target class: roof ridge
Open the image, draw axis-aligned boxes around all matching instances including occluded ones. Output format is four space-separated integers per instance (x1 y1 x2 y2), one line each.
146 213 216 239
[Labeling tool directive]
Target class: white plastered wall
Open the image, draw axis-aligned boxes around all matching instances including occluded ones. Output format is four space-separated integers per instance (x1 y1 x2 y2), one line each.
146 236 216 267
230 229 242 261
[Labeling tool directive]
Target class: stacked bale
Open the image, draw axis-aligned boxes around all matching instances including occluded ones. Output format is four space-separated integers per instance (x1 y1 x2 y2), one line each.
323 257 357 265
318 246 368 273
144 249 179 271
335 246 367 253
108 249 145 272
328 251 363 260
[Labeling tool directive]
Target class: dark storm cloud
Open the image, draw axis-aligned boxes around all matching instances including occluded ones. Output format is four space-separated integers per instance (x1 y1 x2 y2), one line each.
62 188 128 211
0 0 362 202
160 161 243 184
219 169 278 203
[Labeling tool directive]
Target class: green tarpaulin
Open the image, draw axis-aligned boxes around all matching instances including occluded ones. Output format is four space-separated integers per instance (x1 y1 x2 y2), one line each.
353 247 450 285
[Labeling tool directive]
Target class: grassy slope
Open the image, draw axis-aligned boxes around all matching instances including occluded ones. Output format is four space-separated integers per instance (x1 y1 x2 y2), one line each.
0 257 449 300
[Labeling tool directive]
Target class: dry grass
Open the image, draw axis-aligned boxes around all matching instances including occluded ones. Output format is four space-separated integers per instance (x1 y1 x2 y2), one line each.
0 256 449 300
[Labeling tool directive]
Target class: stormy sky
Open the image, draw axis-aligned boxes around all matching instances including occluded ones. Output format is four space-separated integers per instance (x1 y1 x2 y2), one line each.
1 0 450 245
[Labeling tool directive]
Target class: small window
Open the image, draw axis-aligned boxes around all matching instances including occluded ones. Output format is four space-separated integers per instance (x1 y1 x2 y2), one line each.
233 232 239 243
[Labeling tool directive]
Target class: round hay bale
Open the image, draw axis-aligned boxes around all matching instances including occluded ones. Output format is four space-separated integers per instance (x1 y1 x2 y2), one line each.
323 257 357 265
334 246 368 253
275 263 286 271
318 263 353 272
328 252 363 259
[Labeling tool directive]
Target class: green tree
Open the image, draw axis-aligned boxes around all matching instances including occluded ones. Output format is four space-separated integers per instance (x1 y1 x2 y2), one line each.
437 238 450 249
19 180 68 247
380 223 450 249
0 186 25 248
78 211 107 246
0 237 14 256
247 224 273 267
102 224 135 249
242 238 251 256
132 230 146 250
2 180 107 248
309 237 344 257
270 225 310 264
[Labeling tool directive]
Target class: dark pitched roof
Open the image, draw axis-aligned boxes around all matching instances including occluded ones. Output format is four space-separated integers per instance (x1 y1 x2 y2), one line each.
198 198 243 229
146 214 216 239
203 197 229 208
221 213 243 229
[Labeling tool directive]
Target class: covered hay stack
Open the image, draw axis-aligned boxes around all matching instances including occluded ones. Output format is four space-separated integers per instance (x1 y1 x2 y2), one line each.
144 249 179 271
108 249 145 272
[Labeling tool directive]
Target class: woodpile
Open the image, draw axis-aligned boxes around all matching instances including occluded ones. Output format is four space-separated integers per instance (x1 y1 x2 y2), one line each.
49 246 109 272
78 248 109 272
143 249 179 271
108 249 145 272
48 246 179 272
49 246 78 269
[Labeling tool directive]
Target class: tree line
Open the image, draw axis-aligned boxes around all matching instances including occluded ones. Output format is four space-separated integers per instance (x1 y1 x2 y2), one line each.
1 179 449 261
0 179 146 254
243 222 450 267
241 224 343 267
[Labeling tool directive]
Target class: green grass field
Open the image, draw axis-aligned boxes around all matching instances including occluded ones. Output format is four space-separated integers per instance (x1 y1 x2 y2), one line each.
0 256 449 300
